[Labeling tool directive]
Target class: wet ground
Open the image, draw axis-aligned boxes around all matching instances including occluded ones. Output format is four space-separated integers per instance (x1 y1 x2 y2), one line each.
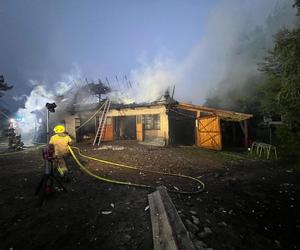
0 141 299 249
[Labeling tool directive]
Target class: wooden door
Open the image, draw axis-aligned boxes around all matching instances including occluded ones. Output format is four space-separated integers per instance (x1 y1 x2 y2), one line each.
197 116 222 150
102 117 114 141
136 115 143 141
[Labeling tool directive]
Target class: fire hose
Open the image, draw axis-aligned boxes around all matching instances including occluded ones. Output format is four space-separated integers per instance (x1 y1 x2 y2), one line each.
0 144 206 194
68 146 205 194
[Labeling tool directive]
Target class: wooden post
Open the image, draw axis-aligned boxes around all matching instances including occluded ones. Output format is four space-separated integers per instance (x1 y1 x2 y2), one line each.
239 120 248 148
244 120 248 148
218 117 222 150
195 111 200 146
148 186 196 250
269 126 272 144
232 122 236 146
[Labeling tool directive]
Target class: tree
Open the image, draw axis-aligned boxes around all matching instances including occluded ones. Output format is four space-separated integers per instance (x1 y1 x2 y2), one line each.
87 79 111 102
0 76 13 129
259 2 300 162
0 75 13 97
293 0 300 15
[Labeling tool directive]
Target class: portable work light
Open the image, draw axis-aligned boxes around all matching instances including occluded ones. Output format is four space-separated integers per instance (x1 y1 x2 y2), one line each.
46 102 57 113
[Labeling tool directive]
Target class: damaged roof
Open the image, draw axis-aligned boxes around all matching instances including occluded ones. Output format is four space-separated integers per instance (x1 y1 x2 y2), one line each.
72 100 252 122
72 100 171 113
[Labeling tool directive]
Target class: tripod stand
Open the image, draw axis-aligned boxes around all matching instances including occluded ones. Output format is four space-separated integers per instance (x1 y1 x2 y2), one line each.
34 103 67 206
35 157 67 206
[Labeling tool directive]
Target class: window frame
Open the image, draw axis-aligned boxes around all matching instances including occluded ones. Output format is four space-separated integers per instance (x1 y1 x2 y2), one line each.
142 114 160 130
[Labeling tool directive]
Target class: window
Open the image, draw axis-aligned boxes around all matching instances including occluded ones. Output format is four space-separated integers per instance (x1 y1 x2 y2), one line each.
143 114 160 130
106 117 112 125
75 118 81 128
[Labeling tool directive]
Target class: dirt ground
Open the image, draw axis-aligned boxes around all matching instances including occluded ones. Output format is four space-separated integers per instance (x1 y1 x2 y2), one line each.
0 141 299 250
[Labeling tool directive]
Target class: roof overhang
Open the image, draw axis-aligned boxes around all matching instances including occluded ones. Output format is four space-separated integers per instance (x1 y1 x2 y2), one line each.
177 103 253 122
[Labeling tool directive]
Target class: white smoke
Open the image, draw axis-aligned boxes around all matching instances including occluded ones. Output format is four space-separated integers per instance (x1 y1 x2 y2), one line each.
13 0 298 141
122 56 179 103
125 0 298 104
15 68 82 136
12 94 27 101
16 84 61 135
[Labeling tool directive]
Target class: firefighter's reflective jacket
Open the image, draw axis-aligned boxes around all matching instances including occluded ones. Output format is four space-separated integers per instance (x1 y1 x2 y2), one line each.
49 133 72 157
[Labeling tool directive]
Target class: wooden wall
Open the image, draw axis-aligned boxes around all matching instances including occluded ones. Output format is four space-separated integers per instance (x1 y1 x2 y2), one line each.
65 105 169 143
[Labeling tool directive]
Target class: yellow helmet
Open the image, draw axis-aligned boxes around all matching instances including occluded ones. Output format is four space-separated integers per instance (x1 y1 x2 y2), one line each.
53 125 65 134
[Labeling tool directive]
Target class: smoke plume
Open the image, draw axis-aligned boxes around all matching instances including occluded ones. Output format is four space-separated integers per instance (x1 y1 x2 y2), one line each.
12 0 298 141
125 0 298 105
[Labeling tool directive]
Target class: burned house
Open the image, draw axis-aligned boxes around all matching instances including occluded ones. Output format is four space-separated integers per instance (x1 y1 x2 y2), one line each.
63 100 252 150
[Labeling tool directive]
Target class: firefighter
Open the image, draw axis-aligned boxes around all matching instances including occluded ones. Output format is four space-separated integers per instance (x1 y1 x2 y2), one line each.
49 125 72 178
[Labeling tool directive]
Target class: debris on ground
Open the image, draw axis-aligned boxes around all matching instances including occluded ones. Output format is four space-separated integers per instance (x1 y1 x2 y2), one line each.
95 145 125 151
0 141 299 250
101 211 112 215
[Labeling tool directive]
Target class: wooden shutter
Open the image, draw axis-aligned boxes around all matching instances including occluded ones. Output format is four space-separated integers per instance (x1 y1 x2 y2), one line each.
136 115 143 141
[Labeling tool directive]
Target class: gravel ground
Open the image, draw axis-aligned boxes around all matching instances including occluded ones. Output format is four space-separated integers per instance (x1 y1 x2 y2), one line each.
0 141 299 249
